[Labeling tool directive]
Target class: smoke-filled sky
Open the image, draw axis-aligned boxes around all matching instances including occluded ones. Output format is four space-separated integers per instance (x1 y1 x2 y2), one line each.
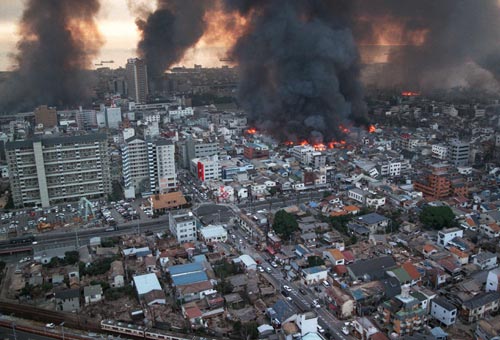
0 0 229 71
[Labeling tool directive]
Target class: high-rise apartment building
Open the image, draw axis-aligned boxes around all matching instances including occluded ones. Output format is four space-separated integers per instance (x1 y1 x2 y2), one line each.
6 133 111 208
34 105 58 128
122 137 176 197
126 58 149 104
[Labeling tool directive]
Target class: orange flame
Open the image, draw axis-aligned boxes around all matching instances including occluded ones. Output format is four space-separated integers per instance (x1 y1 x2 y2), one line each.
246 128 257 134
300 140 309 146
401 91 420 96
369 125 376 133
284 141 294 146
313 143 326 151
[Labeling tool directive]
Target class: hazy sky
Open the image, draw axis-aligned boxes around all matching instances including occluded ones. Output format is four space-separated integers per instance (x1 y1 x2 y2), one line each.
0 0 227 71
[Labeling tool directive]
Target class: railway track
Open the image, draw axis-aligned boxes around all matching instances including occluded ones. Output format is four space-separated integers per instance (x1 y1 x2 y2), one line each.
0 300 100 332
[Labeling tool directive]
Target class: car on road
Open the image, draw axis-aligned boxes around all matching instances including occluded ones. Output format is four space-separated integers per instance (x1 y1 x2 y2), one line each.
311 299 320 308
45 323 55 329
286 296 292 301
257 265 264 273
317 325 325 333
341 326 349 335
239 239 243 244
265 267 272 273
299 288 307 295
283 285 292 292
322 280 330 287
271 261 278 268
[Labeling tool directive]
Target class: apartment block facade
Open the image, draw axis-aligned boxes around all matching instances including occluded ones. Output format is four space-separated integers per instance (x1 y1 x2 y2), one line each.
122 137 176 197
169 212 197 243
6 133 111 208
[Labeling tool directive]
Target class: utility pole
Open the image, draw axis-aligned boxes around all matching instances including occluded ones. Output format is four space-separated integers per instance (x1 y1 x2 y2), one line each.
60 322 65 340
12 322 17 340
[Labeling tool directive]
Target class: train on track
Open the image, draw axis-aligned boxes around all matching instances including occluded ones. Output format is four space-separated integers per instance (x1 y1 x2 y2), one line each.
101 320 219 340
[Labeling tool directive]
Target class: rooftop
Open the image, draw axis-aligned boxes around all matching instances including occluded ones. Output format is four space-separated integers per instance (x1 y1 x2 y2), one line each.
133 273 162 296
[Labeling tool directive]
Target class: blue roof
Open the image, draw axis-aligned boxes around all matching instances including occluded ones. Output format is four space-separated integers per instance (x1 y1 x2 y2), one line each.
171 271 208 286
295 244 311 256
169 262 204 276
302 265 327 275
272 299 296 323
358 212 388 225
192 254 207 263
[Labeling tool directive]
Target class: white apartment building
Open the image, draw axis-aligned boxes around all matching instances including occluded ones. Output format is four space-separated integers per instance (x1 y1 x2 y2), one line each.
291 145 317 165
199 225 228 243
430 298 457 326
122 137 176 197
437 228 463 247
432 145 448 160
155 140 177 192
169 107 194 119
380 161 402 177
169 212 197 243
6 133 111 208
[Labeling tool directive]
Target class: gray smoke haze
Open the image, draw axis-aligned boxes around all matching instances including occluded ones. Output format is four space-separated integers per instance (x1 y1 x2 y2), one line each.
135 0 214 88
352 0 500 92
224 1 367 143
0 0 102 113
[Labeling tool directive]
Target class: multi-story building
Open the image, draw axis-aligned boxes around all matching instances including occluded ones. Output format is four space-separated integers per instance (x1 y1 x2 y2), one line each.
169 212 197 243
432 144 448 160
192 155 221 182
437 227 463 247
168 106 194 119
448 140 470 167
414 163 467 199
461 292 500 323
379 160 402 177
122 137 176 197
180 137 219 168
379 289 427 336
430 297 457 327
243 142 269 160
126 58 148 104
34 105 58 128
6 133 111 208
104 107 122 129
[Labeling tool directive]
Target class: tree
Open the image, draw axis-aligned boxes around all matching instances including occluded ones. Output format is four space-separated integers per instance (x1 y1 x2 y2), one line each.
307 256 325 267
65 251 80 265
419 206 457 230
269 187 278 197
272 210 298 240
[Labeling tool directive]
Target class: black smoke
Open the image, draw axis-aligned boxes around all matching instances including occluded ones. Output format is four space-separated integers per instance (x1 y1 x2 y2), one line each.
0 0 102 113
352 0 500 92
135 0 214 90
224 1 367 143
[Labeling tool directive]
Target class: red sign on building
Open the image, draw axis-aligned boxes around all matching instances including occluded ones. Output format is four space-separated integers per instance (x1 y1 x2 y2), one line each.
197 161 205 181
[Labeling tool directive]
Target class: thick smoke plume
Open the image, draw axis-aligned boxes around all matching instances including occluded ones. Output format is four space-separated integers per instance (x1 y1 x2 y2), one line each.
0 0 103 113
224 1 367 143
353 0 500 92
135 0 214 88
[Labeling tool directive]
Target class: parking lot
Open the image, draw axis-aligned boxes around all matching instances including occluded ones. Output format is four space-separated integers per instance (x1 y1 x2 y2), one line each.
0 198 153 239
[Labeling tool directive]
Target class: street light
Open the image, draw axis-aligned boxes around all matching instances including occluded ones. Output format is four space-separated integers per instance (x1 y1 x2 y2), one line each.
60 322 65 340
11 322 17 340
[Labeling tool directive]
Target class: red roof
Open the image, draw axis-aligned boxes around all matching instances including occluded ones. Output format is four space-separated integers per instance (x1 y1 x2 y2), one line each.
334 265 347 274
266 245 276 255
401 262 421 280
342 250 355 263
184 306 202 319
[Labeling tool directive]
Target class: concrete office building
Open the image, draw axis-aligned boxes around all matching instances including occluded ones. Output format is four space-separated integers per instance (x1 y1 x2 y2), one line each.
448 140 470 167
169 212 197 243
179 137 219 168
126 58 149 104
105 107 122 129
6 133 111 208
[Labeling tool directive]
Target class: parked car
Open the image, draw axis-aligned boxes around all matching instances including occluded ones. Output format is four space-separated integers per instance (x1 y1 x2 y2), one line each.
45 323 55 329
